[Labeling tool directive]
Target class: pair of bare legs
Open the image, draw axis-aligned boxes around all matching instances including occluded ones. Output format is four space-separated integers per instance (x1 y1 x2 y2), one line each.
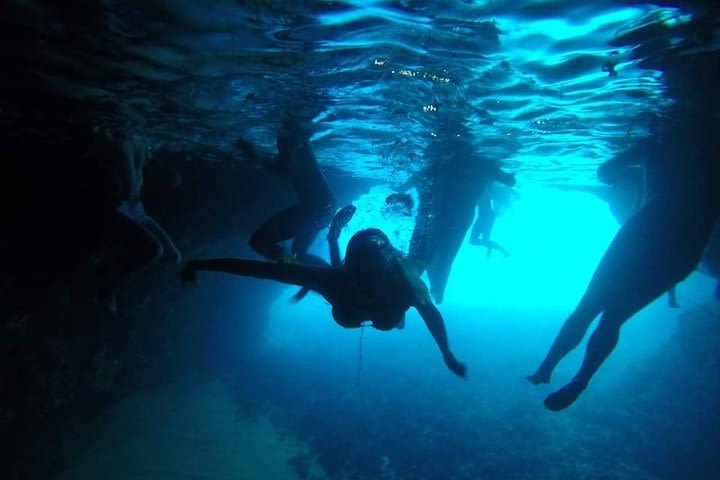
526 199 714 410
98 132 181 313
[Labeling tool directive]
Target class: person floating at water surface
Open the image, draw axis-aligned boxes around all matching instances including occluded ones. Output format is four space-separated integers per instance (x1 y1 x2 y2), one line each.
527 112 720 411
237 107 335 267
116 131 182 264
597 114 682 308
468 189 512 258
88 126 182 313
400 116 516 303
181 205 467 378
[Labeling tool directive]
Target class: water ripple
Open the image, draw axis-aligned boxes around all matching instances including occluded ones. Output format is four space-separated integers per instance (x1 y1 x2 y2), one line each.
4 0 716 185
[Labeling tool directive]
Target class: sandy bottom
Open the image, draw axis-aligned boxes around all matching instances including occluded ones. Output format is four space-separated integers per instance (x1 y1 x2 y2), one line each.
53 382 326 480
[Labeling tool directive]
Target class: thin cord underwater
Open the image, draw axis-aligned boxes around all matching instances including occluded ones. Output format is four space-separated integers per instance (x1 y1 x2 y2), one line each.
356 322 371 385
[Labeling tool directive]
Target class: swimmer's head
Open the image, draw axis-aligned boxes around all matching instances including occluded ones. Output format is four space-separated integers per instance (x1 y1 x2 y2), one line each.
344 228 396 280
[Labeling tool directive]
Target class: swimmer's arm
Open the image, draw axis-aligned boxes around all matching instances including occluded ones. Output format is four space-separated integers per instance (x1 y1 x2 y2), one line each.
415 299 467 378
181 258 340 301
328 232 342 267
468 216 484 245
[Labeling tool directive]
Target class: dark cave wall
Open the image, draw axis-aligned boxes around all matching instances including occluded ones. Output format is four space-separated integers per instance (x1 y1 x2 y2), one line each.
1 125 378 480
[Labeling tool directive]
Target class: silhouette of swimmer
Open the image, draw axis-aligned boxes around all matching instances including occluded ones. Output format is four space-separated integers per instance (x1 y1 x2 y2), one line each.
527 117 720 411
291 204 356 302
88 127 181 313
468 190 511 258
402 121 516 303
596 122 682 308
181 206 467 378
116 133 182 264
237 109 335 267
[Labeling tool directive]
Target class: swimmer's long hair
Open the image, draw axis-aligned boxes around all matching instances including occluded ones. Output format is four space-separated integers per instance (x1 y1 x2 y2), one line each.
343 228 415 298
344 229 399 273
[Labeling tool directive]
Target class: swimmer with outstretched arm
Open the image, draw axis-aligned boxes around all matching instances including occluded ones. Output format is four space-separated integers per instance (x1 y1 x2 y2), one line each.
181 206 467 377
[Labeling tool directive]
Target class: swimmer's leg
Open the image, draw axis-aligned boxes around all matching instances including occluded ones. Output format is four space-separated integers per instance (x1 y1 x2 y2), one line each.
289 206 336 300
290 207 332 267
544 285 665 411
469 198 494 245
473 239 511 258
542 210 706 410
526 296 603 385
426 228 466 304
407 214 431 274
289 202 350 302
527 202 662 385
137 213 182 264
291 221 327 267
427 255 451 304
485 240 511 258
250 205 305 261
289 240 330 302
543 307 625 411
98 212 164 314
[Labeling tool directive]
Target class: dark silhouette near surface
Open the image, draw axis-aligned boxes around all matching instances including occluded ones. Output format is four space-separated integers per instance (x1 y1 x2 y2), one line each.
401 119 516 303
238 110 335 266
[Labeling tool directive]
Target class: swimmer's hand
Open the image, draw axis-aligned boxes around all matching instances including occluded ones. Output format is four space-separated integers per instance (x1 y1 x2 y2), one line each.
444 353 467 378
180 263 198 287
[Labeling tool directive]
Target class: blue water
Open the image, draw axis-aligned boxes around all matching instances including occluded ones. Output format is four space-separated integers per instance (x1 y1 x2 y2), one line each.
33 0 683 184
26 1 719 479
250 186 719 479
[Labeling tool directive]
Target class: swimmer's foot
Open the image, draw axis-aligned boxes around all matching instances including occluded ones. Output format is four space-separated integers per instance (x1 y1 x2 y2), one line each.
544 380 588 411
525 369 551 385
668 299 680 309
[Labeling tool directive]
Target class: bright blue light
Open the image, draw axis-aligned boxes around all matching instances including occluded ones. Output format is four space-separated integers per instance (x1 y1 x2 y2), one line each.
444 185 618 310
267 184 619 331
